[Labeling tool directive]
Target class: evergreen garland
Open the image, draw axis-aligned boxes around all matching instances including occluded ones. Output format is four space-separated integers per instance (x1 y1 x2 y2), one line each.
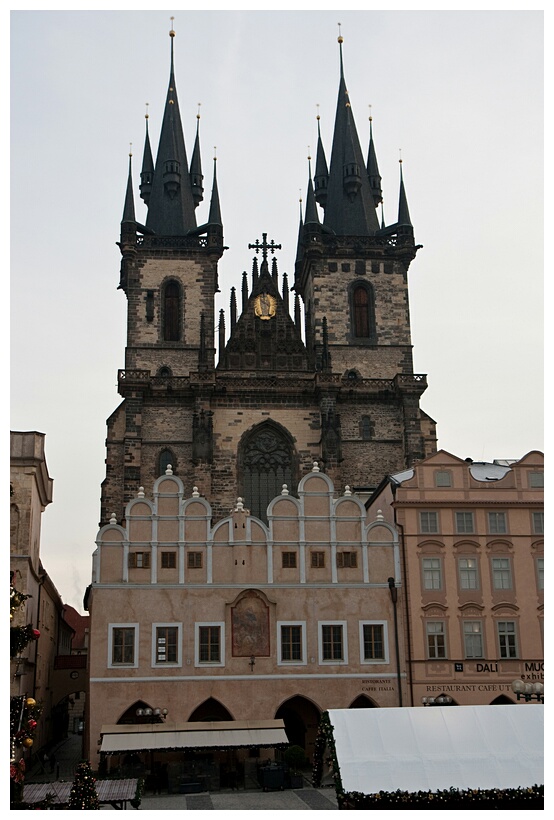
10 623 39 657
10 574 39 658
338 785 544 810
311 710 343 795
130 777 145 809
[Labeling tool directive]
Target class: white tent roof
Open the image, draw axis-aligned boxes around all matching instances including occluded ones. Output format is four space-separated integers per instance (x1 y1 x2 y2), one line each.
327 705 543 794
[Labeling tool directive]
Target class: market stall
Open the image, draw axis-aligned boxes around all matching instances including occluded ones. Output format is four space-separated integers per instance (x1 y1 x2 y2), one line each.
313 705 543 810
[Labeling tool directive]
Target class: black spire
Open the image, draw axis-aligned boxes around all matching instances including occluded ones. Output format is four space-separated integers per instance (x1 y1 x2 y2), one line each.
294 196 304 267
230 287 237 330
282 271 289 314
121 150 136 225
397 159 412 227
139 108 154 205
208 155 222 226
321 34 380 236
314 114 329 207
241 271 248 310
144 24 197 235
304 156 321 226
367 112 382 207
190 109 204 207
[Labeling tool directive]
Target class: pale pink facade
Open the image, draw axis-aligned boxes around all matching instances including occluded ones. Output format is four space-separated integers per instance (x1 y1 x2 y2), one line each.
367 450 544 707
86 465 406 770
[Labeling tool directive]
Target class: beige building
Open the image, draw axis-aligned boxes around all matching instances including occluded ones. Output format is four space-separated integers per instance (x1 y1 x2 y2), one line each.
10 431 88 757
86 464 405 776
10 432 55 716
367 450 544 707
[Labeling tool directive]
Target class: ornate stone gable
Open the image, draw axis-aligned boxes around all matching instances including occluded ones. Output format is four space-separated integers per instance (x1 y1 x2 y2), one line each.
219 268 308 372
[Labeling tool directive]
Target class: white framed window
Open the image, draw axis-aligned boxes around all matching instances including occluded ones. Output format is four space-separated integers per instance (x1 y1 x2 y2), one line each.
537 557 544 590
152 623 182 666
195 622 225 667
455 512 474 534
420 511 439 534
463 620 484 659
359 621 389 664
492 557 512 590
458 557 479 590
487 512 507 534
108 623 139 668
497 621 518 659
532 512 544 534
277 621 306 665
426 621 447 659
422 557 442 590
318 621 348 664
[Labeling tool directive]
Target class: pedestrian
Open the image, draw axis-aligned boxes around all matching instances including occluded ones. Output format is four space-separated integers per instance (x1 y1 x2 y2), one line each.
39 750 48 774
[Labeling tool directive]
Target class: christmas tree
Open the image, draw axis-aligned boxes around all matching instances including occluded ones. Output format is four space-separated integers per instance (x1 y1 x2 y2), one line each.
68 761 100 810
10 573 42 807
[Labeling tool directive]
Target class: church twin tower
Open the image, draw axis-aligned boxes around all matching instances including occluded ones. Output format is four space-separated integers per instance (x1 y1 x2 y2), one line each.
101 27 436 526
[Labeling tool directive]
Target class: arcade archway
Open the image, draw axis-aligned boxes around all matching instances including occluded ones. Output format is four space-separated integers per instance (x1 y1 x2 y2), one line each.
275 696 321 762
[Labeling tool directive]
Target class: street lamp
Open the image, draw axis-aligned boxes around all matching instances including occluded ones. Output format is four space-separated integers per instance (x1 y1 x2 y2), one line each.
422 695 453 706
136 707 168 722
511 680 544 703
388 577 402 707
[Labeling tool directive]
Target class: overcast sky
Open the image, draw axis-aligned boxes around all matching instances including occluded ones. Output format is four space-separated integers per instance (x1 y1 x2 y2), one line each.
9 8 543 613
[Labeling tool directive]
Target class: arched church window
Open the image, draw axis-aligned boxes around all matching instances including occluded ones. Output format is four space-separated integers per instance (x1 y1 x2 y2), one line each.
360 416 374 441
352 283 375 340
163 281 181 341
159 448 176 476
240 424 295 523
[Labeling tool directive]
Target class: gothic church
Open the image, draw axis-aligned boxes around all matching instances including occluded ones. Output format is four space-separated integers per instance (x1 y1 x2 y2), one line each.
86 25 436 777
101 27 436 528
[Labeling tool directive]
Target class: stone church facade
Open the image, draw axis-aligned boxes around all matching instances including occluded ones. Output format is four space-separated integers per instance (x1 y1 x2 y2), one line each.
86 25 437 775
